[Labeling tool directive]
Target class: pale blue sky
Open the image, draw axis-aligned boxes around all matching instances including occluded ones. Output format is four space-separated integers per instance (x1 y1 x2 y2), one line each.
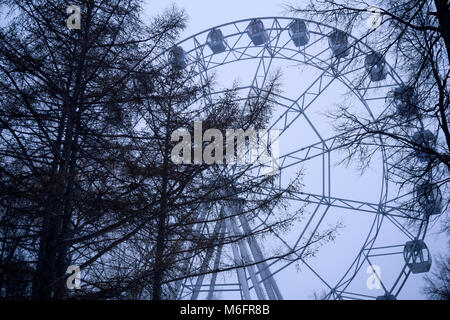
144 0 289 39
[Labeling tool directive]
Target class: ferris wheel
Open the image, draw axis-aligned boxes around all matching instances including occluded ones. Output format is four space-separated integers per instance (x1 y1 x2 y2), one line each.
155 17 441 300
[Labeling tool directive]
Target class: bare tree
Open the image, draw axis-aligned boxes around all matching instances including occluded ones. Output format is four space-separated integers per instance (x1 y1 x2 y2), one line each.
423 253 450 299
422 218 450 300
1 0 337 300
74 66 307 300
287 0 449 299
288 0 449 220
0 0 187 299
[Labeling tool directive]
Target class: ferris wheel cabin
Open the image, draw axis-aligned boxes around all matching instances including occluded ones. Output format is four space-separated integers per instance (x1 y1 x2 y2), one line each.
247 19 269 46
207 29 226 54
393 86 419 117
376 294 396 300
412 130 436 162
415 182 443 217
403 240 432 274
169 46 187 69
328 30 350 58
365 51 387 82
288 19 310 47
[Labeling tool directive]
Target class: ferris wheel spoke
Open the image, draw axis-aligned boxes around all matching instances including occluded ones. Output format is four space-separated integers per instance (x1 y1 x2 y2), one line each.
175 206 213 299
330 217 383 298
266 70 337 135
276 136 340 172
238 201 335 292
190 218 226 300
333 291 378 300
249 185 416 221
250 203 334 295
365 244 412 297
240 49 275 119
364 255 391 293
300 258 334 290
384 214 417 239
163 17 425 300
192 37 214 106
332 223 419 300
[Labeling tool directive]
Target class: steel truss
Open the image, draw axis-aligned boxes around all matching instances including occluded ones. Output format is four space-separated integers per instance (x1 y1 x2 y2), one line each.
156 17 431 300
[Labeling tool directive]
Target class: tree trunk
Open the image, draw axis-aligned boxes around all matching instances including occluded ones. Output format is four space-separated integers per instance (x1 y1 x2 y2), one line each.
152 164 169 300
32 98 78 299
152 107 172 300
434 0 450 64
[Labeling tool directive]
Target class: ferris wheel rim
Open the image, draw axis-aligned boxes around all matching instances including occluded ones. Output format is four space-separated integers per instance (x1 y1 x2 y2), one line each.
158 16 405 84
156 17 429 300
